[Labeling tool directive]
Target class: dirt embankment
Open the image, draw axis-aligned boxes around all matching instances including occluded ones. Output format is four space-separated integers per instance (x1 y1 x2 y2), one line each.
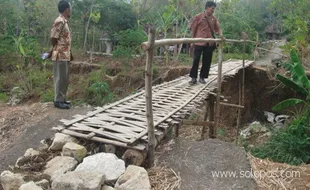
218 66 297 142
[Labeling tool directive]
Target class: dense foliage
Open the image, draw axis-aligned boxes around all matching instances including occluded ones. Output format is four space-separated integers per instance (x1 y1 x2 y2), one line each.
0 0 309 105
251 50 310 165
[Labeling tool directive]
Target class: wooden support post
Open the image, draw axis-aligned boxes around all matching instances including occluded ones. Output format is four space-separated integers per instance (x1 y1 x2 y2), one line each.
122 149 147 166
235 38 246 144
201 100 209 140
214 41 224 138
220 102 244 109
145 27 156 168
175 123 179 137
208 95 216 138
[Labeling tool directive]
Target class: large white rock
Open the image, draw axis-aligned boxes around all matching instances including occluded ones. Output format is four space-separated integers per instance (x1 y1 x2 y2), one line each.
51 171 104 190
43 156 78 181
19 181 42 190
62 142 87 162
101 186 115 190
0 170 25 190
75 153 125 182
35 179 50 189
49 133 78 151
115 165 151 190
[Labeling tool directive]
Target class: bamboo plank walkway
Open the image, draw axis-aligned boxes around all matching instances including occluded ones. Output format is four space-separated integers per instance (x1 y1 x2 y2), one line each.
53 60 254 150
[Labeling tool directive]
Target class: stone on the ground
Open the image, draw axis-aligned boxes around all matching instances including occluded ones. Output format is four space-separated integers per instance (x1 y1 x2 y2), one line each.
19 181 43 190
0 170 25 190
15 154 45 170
240 121 270 139
75 153 125 182
240 127 251 139
51 171 104 190
249 121 264 133
114 165 151 190
275 114 290 123
101 144 116 154
260 126 268 132
8 87 23 105
39 140 49 151
49 133 78 151
43 156 78 181
266 132 272 137
24 148 40 157
62 142 87 162
35 179 50 189
264 111 275 123
101 186 115 190
274 122 284 130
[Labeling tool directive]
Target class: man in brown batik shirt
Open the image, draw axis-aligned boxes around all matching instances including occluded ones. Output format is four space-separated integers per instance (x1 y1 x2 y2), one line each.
189 1 223 85
50 0 72 109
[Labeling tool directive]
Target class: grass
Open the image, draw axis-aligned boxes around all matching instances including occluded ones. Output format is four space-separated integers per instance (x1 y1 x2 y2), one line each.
0 92 8 102
250 115 310 165
212 52 253 63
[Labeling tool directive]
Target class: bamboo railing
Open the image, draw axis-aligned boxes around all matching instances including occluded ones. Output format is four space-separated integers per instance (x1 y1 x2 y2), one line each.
142 27 256 167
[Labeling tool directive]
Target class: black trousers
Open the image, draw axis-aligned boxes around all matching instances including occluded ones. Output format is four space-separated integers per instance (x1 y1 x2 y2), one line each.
189 45 214 79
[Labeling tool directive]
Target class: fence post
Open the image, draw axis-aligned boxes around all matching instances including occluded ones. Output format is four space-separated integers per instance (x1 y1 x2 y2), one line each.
214 40 224 137
235 36 246 143
145 27 156 168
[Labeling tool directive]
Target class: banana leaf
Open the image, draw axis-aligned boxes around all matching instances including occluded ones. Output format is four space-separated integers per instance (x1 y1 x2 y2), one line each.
290 49 301 64
272 98 306 111
276 74 308 96
290 50 310 89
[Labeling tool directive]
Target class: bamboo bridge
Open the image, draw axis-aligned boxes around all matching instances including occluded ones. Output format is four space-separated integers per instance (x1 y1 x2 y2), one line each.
53 29 259 166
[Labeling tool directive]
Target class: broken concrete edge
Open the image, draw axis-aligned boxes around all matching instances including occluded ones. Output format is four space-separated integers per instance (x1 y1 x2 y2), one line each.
0 133 152 190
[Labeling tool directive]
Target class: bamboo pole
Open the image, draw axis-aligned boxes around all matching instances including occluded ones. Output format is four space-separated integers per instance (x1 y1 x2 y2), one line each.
141 38 256 51
214 41 224 137
145 27 156 168
208 95 216 139
220 102 244 109
236 39 246 144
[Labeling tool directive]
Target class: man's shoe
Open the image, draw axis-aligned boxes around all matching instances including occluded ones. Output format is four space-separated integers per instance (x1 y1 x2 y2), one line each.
189 78 197 85
54 101 70 109
199 78 206 84
64 100 71 105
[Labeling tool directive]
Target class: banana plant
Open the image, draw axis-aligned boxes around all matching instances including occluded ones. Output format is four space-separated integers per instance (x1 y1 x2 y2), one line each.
272 50 310 113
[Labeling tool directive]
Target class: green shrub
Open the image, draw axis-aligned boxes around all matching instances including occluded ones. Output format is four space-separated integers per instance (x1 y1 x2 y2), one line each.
0 92 8 102
250 50 310 165
251 116 310 165
112 27 147 58
85 81 114 106
114 28 147 48
40 89 54 102
112 46 133 58
178 54 192 65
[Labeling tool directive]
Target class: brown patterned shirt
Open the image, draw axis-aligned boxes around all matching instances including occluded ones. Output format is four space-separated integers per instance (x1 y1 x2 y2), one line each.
50 15 72 61
190 12 221 46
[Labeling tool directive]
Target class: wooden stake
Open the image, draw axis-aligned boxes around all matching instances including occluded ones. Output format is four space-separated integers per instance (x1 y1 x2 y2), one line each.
236 38 246 144
214 42 224 137
145 27 156 168
208 95 216 138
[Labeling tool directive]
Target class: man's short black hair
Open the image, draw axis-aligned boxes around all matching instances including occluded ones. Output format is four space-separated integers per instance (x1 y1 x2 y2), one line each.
58 0 70 13
205 1 216 9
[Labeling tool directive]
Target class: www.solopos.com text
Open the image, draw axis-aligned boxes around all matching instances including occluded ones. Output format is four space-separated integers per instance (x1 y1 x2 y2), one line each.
211 169 301 179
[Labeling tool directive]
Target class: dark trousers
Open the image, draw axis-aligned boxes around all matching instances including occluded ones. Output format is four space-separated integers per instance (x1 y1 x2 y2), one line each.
189 45 214 79
53 61 69 102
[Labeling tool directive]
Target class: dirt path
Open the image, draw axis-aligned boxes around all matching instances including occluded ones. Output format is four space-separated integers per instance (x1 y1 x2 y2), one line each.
157 138 257 190
0 103 92 173
255 39 286 66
